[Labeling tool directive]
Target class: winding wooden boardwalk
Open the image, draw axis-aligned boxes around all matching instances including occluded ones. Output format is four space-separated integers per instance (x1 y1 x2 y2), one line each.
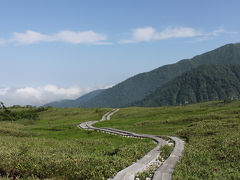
78 109 184 180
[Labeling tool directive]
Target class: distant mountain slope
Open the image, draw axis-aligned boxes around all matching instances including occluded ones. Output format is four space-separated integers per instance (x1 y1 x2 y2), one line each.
134 64 240 107
79 43 240 108
44 89 104 108
80 59 197 108
45 43 240 108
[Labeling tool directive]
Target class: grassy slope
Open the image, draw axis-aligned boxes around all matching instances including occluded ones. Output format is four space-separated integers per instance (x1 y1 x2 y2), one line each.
96 101 240 179
0 108 154 179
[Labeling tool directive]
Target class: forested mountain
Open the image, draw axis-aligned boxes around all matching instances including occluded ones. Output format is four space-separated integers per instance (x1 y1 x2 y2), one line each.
78 43 240 108
44 89 104 108
45 43 240 108
134 64 240 107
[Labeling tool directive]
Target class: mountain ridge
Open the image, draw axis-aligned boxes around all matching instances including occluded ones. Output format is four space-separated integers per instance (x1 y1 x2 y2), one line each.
45 42 240 108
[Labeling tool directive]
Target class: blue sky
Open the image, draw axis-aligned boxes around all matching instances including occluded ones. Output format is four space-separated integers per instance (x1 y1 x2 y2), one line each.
0 0 240 106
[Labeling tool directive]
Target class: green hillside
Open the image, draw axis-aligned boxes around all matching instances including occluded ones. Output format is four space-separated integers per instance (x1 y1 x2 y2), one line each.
46 43 240 108
135 64 240 107
80 59 196 107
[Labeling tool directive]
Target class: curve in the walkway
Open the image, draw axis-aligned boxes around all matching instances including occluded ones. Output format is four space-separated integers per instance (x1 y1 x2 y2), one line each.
78 109 184 180
152 136 184 180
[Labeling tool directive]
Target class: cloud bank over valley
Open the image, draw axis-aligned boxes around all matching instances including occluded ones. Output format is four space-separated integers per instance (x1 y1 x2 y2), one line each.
0 85 109 106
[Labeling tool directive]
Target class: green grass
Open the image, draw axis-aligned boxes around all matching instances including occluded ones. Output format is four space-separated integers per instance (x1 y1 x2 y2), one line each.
96 100 240 179
1 100 240 179
95 104 213 135
160 144 174 160
0 107 155 179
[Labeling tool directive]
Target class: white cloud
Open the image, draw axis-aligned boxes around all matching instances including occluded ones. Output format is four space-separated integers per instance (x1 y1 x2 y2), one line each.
12 31 50 45
43 85 82 97
16 87 42 99
54 30 108 44
0 84 111 106
208 28 225 36
132 27 156 42
192 28 228 42
0 84 113 106
2 30 110 45
0 27 236 45
118 26 228 43
156 27 201 39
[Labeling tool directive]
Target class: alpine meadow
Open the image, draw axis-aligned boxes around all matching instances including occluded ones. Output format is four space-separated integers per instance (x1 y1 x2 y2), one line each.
1 1 240 180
